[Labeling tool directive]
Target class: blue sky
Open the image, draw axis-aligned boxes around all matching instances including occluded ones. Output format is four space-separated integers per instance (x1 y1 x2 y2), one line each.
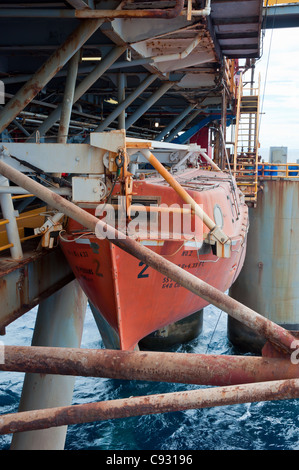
253 27 299 160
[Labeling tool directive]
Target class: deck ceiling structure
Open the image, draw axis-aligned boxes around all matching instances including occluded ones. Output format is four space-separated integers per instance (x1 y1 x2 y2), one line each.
0 0 263 142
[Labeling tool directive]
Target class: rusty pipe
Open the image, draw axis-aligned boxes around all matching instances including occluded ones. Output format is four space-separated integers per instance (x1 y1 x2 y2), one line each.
0 158 296 355
1 346 299 386
0 379 298 435
0 1 185 19
76 0 185 19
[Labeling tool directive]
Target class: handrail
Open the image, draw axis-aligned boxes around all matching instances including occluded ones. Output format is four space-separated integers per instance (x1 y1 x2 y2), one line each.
232 162 299 180
257 162 299 179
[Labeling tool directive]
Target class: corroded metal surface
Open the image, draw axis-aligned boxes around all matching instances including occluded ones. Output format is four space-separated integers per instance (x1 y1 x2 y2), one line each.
1 346 299 386
229 179 299 351
1 379 298 435
0 19 104 133
0 244 74 331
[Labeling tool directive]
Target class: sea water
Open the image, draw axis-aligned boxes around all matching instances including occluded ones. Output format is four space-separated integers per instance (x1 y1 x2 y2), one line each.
0 304 298 451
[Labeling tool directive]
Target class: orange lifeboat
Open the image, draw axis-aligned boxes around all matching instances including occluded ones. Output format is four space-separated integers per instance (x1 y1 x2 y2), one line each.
60 165 248 351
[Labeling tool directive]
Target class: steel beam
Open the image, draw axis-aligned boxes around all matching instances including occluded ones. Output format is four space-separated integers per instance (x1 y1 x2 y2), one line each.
155 104 197 141
0 186 71 196
0 143 105 174
263 4 299 28
125 81 175 130
2 58 158 86
117 73 126 130
88 74 157 136
57 51 81 144
0 1 185 19
165 109 202 142
173 114 221 144
12 119 30 138
0 19 105 134
27 45 126 140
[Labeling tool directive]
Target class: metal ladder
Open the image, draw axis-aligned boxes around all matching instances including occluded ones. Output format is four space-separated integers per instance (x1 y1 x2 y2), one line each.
233 73 260 205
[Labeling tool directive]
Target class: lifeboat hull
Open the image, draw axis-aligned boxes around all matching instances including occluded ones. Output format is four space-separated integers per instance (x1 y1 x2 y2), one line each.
60 169 248 350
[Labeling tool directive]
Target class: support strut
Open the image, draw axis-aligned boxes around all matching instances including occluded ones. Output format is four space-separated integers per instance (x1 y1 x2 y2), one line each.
1 379 298 435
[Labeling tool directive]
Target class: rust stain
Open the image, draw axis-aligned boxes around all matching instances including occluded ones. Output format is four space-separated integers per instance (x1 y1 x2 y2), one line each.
76 0 184 19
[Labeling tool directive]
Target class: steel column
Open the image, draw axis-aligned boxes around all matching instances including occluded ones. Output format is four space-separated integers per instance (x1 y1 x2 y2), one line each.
125 81 175 130
0 19 105 134
57 51 81 144
165 109 201 142
10 280 87 450
155 104 197 141
0 159 296 355
28 45 126 140
1 379 299 435
89 74 157 135
117 73 126 130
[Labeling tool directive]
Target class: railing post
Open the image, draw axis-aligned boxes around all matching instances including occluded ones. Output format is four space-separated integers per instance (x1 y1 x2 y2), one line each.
57 51 81 144
0 175 23 259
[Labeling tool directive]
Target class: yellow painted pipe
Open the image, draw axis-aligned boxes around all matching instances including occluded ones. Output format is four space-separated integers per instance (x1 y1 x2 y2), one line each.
0 219 9 226
0 243 14 252
11 194 34 200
